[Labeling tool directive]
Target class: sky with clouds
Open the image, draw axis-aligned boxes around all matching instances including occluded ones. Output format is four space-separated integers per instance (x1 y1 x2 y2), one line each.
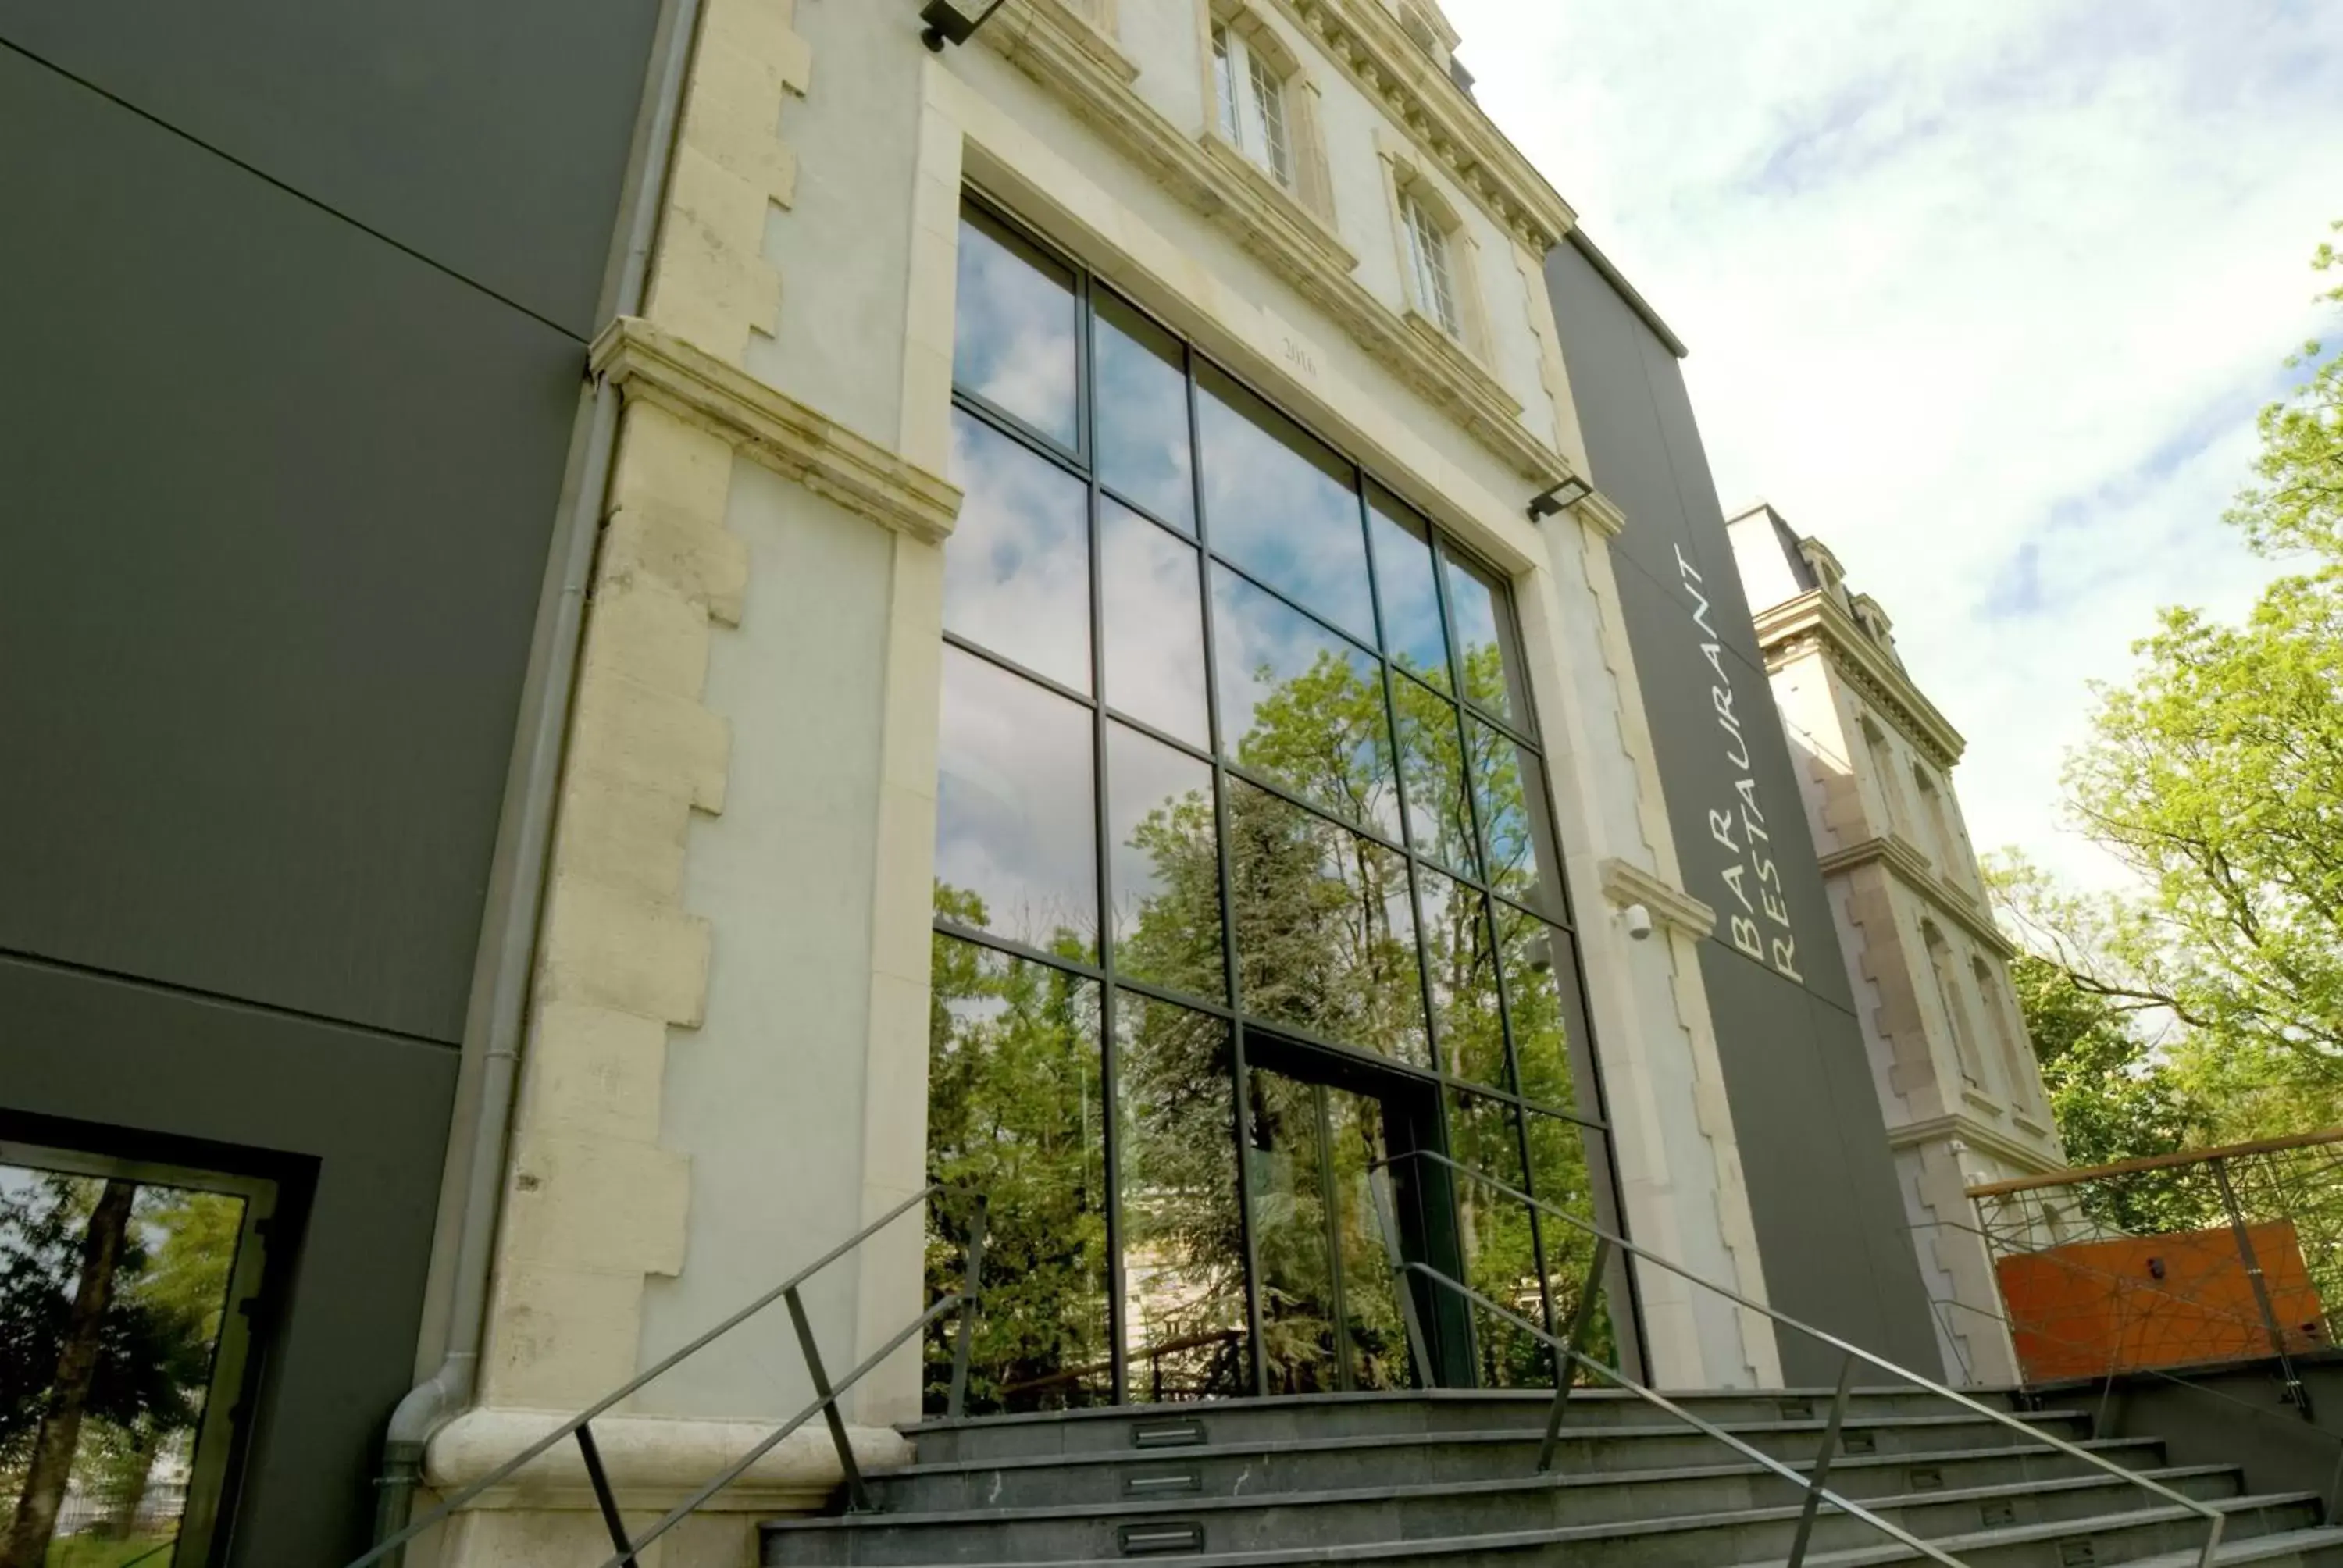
1445 0 2343 889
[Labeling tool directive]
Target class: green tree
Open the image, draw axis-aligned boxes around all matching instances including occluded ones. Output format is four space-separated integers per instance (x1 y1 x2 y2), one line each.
2227 220 2342 558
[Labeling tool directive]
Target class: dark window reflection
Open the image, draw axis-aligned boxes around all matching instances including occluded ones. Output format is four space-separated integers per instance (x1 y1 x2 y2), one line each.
1496 905 1587 1117
1446 1090 1552 1388
1228 782 1430 1067
1212 567 1400 838
1248 1068 1338 1393
1368 492 1451 692
1390 674 1477 878
1444 547 1522 723
925 935 1111 1412
1323 1085 1410 1391
1118 996 1250 1401
1101 503 1209 747
936 647 1098 959
1095 294 1196 533
1524 1110 1616 1370
1414 865 1507 1088
947 409 1092 693
1468 716 1567 921
1196 367 1375 641
1107 722 1224 1000
954 207 1079 447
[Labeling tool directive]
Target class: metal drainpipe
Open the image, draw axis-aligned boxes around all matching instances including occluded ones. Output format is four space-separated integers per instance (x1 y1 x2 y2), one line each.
369 0 705 1552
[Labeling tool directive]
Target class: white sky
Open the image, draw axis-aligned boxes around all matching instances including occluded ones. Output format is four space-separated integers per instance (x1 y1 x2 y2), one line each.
1445 0 2343 888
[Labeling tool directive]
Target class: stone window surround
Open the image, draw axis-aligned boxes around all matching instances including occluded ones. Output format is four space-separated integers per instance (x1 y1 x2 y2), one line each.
1375 127 1496 374
1196 0 1344 243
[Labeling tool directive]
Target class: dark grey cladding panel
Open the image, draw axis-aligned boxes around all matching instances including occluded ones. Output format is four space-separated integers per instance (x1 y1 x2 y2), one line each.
0 953 458 1566
1607 558 1854 1013
0 52 583 1044
1692 950 1938 1377
0 0 658 337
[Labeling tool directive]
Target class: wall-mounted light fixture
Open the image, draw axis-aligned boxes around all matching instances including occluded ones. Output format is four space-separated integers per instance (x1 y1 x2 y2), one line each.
921 0 1011 51
1525 474 1594 522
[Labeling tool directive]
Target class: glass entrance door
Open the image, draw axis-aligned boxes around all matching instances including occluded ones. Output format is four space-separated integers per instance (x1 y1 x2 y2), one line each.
1246 1044 1432 1394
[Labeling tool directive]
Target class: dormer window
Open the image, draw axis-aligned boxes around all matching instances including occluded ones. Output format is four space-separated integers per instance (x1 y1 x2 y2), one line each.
1211 22 1291 187
1400 189 1460 337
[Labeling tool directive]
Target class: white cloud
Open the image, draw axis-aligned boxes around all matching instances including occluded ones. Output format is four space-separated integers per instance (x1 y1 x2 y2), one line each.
1445 0 2343 888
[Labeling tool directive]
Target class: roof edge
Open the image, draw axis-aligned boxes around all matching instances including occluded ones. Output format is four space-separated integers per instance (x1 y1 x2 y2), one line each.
1564 228 1688 359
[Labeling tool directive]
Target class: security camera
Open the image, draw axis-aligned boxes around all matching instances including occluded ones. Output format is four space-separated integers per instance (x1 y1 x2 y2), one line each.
1621 903 1654 942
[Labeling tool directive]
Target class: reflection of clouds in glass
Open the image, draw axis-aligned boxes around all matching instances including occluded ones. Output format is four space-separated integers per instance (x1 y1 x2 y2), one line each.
936 646 1097 956
1369 501 1450 690
1101 504 1209 747
1468 718 1564 920
1096 298 1196 533
954 212 1078 445
1197 373 1374 641
1211 568 1399 836
947 410 1091 693
1391 675 1476 877
1107 722 1221 997
1443 551 1516 722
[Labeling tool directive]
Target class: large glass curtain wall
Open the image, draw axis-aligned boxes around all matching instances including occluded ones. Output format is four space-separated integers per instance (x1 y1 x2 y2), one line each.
926 196 1624 1411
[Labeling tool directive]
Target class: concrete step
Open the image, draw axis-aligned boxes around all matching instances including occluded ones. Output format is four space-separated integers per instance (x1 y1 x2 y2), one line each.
759 1464 2245 1566
865 1430 2165 1514
904 1389 2015 1465
759 1495 2328 1568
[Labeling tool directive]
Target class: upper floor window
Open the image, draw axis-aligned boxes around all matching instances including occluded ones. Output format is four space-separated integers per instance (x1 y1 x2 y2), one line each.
1211 22 1291 187
1400 189 1460 337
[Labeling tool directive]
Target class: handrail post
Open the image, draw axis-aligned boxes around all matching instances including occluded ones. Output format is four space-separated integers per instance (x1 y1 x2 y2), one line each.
785 1285 873 1513
1535 1237 1613 1474
574 1423 640 1568
1785 1352 1857 1568
949 1194 988 1420
2197 1505 2226 1568
1370 1169 1434 1388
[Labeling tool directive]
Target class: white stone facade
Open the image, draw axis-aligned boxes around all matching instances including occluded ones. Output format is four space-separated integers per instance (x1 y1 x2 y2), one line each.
1728 502 2064 1387
417 5 1798 1560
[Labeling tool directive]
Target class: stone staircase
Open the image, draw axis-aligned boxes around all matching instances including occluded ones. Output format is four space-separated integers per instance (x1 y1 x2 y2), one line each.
759 1388 2343 1567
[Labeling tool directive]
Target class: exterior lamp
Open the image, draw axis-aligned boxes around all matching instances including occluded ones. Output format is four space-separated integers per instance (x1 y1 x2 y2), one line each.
1525 474 1594 522
921 0 1010 51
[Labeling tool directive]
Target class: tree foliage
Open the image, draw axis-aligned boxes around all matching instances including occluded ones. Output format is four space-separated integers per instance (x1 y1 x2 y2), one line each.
2227 220 2343 559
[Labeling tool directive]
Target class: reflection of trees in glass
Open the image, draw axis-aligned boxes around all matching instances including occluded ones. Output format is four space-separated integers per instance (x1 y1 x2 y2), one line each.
1 1174 241 1563
923 903 1111 1415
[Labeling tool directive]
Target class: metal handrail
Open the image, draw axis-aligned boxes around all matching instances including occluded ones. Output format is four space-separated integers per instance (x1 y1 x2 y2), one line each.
1369 1149 2229 1568
344 1182 986 1568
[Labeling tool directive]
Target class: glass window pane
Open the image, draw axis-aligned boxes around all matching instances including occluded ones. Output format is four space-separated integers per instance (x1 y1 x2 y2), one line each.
1468 718 1567 921
1211 566 1400 838
954 206 1079 447
935 647 1098 960
925 935 1111 1412
1094 294 1196 533
1414 865 1506 1088
1117 995 1250 1402
1443 547 1523 724
1247 1068 1337 1393
1323 1087 1409 1391
1196 367 1375 641
1446 1090 1552 1387
946 409 1092 692
1228 781 1429 1067
1524 1110 1617 1372
1496 905 1591 1118
1101 503 1208 747
1107 722 1224 1000
1390 675 1476 877
1368 492 1450 691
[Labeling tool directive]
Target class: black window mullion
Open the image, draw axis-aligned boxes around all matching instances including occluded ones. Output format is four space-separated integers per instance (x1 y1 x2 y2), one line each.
1187 324 1268 1399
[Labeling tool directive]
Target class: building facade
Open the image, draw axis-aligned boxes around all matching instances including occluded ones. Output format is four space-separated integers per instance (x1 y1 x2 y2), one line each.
1729 503 2064 1387
2 2 1968 1563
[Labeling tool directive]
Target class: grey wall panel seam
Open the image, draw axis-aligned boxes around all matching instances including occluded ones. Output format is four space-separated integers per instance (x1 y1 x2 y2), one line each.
0 946 462 1052
0 37 583 346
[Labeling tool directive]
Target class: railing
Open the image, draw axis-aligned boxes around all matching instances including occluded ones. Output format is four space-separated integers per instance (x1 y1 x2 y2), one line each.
1367 1148 2230 1568
345 1183 986 1568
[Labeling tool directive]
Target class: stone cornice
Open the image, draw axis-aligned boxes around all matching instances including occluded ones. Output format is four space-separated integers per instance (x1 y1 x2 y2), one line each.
1754 590 1964 769
1817 834 2016 959
1599 857 1716 939
1888 1113 2064 1179
1272 0 1575 253
590 316 962 544
976 1 1566 484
